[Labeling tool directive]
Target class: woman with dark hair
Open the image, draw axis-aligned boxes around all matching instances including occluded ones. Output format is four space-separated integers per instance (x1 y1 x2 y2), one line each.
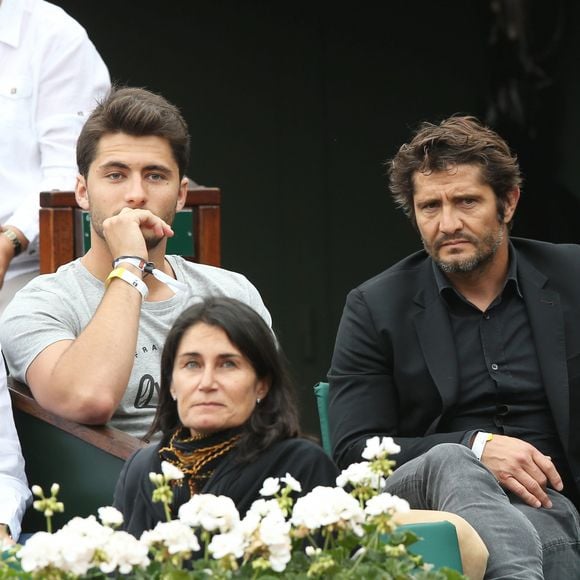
114 297 338 536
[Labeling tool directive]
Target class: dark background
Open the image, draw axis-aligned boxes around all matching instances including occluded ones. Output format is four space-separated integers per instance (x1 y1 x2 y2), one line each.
52 0 580 435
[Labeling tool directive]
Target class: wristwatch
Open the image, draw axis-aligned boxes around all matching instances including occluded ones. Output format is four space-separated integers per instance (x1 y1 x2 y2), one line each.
2 228 22 257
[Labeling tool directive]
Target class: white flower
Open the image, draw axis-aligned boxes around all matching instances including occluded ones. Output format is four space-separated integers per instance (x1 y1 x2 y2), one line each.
208 527 246 559
18 518 112 576
291 486 365 536
99 531 150 574
53 516 114 575
140 520 200 555
259 476 281 497
305 546 322 557
98 506 124 527
178 494 240 533
30 485 43 498
281 473 302 493
239 505 291 573
161 461 184 481
336 462 385 490
246 498 283 519
18 532 66 573
365 493 410 516
62 515 113 542
57 531 100 576
259 514 291 572
361 436 401 460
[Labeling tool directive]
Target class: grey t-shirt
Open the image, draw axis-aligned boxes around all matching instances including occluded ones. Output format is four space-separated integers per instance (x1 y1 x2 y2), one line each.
0 256 271 438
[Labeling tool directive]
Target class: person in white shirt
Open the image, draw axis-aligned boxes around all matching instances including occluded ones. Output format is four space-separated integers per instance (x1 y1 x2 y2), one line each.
0 348 31 545
0 0 110 311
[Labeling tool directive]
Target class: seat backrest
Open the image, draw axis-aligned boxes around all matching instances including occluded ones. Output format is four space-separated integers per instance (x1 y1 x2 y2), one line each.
313 381 332 455
8 379 146 532
312 380 464 573
392 522 463 573
39 186 221 274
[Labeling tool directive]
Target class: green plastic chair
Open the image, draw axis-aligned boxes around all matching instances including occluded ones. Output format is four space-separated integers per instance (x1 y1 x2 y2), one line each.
313 381 333 455
313 381 463 573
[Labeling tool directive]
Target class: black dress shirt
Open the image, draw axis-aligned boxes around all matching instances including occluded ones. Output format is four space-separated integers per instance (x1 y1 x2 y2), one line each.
433 244 577 504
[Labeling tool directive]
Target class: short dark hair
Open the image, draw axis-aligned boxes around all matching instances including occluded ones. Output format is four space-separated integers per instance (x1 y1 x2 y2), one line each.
387 115 522 227
77 86 190 179
147 297 300 463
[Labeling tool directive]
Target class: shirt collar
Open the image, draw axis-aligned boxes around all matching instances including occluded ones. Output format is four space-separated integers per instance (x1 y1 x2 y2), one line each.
0 0 25 48
432 240 523 299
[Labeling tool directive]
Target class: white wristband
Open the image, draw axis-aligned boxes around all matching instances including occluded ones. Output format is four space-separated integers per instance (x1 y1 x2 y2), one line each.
105 267 148 301
112 256 188 294
471 432 493 461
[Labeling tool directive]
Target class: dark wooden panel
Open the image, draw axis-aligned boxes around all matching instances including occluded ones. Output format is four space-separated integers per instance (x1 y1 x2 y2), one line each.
9 379 147 532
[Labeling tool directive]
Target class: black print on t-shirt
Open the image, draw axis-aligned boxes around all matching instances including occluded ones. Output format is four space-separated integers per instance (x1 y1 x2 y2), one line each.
134 374 160 408
134 343 159 359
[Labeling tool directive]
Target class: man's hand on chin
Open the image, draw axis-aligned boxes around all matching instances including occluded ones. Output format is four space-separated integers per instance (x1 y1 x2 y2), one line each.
102 208 174 260
481 434 563 509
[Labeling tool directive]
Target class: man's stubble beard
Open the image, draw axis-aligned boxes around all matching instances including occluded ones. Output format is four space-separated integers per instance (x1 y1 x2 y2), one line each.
88 195 178 251
425 224 505 275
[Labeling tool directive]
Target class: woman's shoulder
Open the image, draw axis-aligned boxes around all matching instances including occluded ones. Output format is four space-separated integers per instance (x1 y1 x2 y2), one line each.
271 437 329 456
260 437 339 481
123 443 162 478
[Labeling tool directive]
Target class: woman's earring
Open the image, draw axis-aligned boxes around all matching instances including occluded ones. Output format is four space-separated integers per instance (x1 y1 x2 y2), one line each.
256 398 261 404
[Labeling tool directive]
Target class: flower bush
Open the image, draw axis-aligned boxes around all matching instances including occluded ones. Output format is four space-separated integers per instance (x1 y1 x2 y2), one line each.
0 438 465 579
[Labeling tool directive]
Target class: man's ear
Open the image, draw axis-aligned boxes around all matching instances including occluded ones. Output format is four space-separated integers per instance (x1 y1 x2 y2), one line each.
75 175 90 210
176 178 188 212
503 186 520 224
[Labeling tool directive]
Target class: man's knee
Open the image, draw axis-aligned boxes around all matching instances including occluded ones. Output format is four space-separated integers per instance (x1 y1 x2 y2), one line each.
422 443 478 469
419 443 501 493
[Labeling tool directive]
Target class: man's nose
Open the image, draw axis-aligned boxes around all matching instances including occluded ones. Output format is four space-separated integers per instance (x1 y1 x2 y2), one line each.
124 177 147 207
439 206 462 234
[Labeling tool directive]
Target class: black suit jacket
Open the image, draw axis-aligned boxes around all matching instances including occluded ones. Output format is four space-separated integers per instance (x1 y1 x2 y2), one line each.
328 237 580 498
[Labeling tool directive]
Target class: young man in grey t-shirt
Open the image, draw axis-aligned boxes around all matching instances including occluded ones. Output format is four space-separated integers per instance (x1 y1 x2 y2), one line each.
0 88 271 439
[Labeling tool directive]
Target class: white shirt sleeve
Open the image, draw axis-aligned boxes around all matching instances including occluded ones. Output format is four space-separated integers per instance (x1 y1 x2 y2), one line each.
9 31 110 240
0 350 31 541
0 0 111 247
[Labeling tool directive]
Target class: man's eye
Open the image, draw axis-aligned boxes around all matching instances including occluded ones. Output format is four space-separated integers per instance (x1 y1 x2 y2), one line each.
147 173 166 182
461 198 476 207
106 172 123 181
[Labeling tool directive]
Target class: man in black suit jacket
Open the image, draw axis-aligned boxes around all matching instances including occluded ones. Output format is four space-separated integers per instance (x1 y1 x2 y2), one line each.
329 116 580 579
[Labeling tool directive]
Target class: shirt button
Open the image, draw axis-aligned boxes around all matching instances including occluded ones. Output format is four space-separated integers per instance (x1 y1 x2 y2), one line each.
491 363 499 371
484 314 491 320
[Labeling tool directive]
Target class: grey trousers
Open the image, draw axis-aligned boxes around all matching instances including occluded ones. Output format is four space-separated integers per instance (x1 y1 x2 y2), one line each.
383 443 580 580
